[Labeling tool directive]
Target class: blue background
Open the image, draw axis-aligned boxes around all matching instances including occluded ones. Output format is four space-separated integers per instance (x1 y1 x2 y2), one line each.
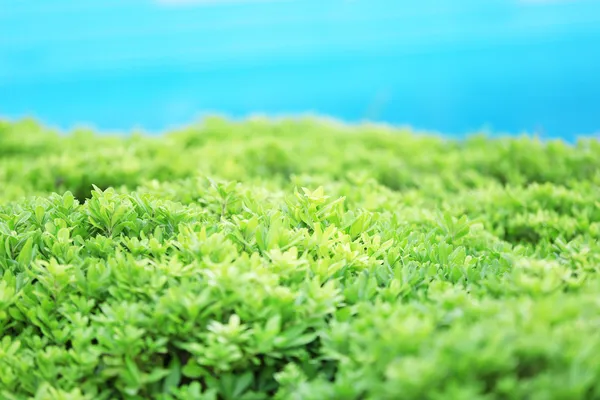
1 0 599 139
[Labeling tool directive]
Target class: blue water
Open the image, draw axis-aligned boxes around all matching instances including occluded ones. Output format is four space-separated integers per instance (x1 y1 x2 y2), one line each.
1 0 600 139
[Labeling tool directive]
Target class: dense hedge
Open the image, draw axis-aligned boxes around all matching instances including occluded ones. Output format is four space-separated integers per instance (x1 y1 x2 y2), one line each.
1 117 599 399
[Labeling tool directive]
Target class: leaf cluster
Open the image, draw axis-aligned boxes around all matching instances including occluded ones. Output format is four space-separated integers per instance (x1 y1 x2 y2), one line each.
1 117 599 399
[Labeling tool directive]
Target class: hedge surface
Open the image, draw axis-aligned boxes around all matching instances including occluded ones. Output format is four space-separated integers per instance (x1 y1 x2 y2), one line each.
1 118 599 399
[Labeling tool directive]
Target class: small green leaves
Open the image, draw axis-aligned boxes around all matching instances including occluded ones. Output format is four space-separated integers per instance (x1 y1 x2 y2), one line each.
86 187 136 237
1 119 600 399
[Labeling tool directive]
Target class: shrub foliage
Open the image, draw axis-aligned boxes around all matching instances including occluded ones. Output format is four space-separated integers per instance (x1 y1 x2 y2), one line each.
1 117 599 399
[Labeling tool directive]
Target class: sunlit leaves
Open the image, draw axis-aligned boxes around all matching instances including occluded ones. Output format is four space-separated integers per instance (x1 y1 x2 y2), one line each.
1 119 600 398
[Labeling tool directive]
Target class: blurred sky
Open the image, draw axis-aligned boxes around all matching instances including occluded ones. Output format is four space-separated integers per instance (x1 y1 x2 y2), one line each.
1 0 600 138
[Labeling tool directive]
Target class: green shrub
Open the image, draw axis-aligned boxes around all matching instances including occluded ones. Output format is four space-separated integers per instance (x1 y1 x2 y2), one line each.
0 117 599 399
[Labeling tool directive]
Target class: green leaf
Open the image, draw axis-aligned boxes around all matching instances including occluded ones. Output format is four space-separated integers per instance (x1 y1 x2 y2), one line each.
182 361 206 379
16 237 34 266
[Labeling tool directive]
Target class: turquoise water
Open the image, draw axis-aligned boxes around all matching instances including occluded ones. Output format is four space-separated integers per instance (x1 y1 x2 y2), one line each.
1 0 600 139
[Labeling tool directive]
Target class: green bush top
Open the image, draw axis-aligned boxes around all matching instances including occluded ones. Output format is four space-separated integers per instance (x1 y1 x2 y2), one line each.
1 118 599 399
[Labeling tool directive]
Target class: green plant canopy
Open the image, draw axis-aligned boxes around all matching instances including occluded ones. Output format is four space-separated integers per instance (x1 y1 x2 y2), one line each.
1 118 599 399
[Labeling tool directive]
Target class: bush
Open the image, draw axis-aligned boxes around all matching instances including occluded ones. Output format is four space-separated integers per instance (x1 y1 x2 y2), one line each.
1 117 599 399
